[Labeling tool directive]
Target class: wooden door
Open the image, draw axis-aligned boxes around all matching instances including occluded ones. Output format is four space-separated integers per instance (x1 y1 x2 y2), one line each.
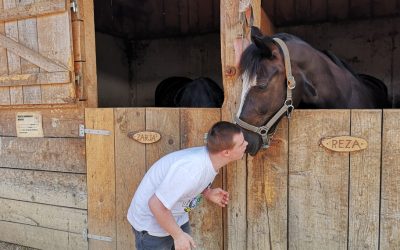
85 108 223 250
0 0 77 105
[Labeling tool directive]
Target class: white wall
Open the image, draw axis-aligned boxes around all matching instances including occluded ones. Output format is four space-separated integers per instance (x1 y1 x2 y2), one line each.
96 32 222 107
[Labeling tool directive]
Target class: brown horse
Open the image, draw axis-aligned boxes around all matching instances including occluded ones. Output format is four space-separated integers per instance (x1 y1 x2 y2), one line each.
236 26 390 155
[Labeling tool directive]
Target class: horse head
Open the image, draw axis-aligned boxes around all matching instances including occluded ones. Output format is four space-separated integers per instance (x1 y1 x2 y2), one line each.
236 27 390 156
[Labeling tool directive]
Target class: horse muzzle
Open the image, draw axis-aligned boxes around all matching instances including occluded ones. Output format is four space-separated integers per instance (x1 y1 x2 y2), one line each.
242 129 263 156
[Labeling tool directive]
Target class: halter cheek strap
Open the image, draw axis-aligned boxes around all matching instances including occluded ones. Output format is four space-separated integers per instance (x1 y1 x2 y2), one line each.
235 37 296 148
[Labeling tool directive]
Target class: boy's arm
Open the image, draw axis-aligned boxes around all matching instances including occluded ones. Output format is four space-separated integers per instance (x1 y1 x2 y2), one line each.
148 194 196 249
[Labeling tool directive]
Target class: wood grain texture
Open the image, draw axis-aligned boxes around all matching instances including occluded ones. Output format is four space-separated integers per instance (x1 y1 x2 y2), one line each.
348 110 381 249
0 137 85 173
0 168 87 209
221 0 247 248
115 108 146 250
0 0 66 22
380 110 400 249
0 0 9 105
0 220 87 250
181 108 222 250
0 198 87 234
145 108 180 168
247 119 288 250
0 108 84 137
289 110 350 249
85 108 116 250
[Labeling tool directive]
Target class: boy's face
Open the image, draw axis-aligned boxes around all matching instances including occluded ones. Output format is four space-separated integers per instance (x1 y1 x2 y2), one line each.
228 132 248 160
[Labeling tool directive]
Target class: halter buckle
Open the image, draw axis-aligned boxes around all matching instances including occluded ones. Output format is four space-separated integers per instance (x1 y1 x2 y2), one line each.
287 75 296 89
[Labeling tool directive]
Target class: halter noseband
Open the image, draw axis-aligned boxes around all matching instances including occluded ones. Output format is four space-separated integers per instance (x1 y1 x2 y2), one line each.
235 37 296 148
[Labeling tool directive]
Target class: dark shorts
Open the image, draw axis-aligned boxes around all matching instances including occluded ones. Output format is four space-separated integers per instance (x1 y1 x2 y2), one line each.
133 222 191 250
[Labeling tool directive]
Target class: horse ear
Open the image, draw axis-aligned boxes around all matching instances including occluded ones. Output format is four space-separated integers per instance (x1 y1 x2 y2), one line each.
250 26 274 59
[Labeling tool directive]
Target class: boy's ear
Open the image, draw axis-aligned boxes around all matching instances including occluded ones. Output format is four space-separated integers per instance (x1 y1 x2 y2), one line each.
222 149 230 157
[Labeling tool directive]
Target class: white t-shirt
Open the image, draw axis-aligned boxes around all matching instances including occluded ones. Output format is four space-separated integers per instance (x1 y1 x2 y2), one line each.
127 146 217 237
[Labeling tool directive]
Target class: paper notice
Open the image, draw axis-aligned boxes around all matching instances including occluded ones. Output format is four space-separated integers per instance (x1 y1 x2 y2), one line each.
16 112 44 137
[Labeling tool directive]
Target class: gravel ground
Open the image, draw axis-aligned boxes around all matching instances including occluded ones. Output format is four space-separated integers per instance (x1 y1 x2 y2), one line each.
0 242 37 250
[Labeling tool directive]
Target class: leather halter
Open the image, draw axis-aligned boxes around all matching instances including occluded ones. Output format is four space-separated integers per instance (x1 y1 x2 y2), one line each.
235 37 296 148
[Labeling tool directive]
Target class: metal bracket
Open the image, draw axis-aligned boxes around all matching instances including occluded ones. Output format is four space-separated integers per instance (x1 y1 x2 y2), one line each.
83 229 112 242
71 0 78 13
79 124 111 137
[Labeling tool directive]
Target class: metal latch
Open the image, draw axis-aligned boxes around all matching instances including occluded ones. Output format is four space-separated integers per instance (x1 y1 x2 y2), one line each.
83 229 112 242
79 124 111 137
71 0 78 13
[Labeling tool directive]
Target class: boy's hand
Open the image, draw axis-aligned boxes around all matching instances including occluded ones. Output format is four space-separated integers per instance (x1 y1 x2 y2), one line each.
173 231 196 250
203 188 229 207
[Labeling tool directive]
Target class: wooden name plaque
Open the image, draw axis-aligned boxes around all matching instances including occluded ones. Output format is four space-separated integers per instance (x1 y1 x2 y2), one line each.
320 136 368 152
128 131 161 144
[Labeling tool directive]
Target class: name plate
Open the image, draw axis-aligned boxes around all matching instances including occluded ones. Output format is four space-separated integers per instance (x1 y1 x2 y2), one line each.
128 131 161 144
320 136 368 152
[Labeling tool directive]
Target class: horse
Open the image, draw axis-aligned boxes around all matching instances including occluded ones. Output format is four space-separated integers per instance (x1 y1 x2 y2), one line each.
235 26 390 156
155 76 224 107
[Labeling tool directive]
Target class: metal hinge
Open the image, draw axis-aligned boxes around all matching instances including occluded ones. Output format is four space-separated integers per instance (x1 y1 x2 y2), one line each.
79 124 111 137
71 0 78 13
83 229 112 242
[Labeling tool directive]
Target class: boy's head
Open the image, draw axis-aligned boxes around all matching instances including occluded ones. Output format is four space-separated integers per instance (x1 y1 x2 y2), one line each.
206 121 243 154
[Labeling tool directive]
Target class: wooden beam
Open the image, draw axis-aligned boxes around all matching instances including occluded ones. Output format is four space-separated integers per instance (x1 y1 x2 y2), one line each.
0 168 87 209
0 0 65 22
86 108 116 249
0 137 85 173
0 221 87 250
0 198 87 234
220 0 247 248
0 71 70 87
0 33 67 72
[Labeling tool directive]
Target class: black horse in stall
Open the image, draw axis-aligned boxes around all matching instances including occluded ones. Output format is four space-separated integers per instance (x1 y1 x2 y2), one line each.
155 76 224 107
236 26 390 155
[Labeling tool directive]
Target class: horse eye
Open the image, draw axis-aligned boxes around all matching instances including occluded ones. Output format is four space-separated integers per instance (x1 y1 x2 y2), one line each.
256 81 268 89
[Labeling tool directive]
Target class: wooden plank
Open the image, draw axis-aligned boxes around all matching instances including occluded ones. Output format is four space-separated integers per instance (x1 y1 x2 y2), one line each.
188 0 199 32
327 0 348 20
0 241 36 249
393 25 400 107
348 110 381 249
373 0 397 16
261 0 275 25
289 110 350 249
0 198 87 234
179 0 189 33
164 0 179 34
0 71 70 87
0 137 85 173
247 119 288 250
85 108 116 250
0 108 84 137
275 0 295 25
115 108 145 250
0 221 87 250
4 0 23 105
181 108 222 250
198 0 212 32
295 0 311 22
0 33 67 72
0 0 10 105
380 110 400 249
0 0 66 22
146 108 180 167
17 0 42 106
37 11 75 104
81 0 97 107
0 168 87 209
310 0 327 21
349 0 371 18
220 0 247 248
